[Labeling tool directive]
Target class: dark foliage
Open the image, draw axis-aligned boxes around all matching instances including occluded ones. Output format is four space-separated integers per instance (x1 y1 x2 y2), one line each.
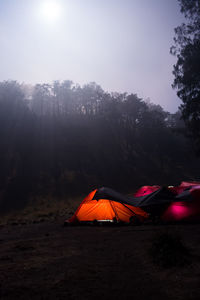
150 232 190 268
0 80 199 212
171 0 200 153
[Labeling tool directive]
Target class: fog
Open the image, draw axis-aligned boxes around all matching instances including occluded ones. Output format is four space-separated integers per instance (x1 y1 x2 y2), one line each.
0 0 184 112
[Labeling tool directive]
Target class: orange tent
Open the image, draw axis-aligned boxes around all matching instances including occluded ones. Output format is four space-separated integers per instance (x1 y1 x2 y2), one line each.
66 189 148 224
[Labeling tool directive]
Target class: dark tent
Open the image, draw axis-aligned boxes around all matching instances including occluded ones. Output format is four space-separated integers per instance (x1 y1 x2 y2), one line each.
93 186 175 216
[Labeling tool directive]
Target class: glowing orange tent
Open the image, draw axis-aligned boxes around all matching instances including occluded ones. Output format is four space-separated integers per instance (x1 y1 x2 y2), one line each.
66 189 148 224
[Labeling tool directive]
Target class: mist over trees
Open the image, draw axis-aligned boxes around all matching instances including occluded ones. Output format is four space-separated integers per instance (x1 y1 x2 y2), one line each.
0 80 199 212
171 0 200 152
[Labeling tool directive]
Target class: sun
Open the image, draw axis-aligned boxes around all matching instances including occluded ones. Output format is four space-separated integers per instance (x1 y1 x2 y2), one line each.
39 1 62 23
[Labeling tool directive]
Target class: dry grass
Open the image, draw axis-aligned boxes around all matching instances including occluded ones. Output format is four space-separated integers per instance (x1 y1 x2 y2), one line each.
0 195 83 226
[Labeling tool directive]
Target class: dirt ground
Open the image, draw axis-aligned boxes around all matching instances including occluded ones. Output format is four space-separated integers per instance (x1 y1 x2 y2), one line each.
0 220 200 300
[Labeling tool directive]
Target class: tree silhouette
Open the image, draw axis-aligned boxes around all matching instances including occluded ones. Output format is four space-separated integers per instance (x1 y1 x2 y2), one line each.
171 0 200 152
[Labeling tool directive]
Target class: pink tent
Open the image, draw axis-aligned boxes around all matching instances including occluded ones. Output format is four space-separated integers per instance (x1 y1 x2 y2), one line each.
162 182 200 222
134 185 160 197
133 181 200 222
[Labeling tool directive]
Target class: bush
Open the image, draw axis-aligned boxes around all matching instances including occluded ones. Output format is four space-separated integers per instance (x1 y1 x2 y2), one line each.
150 232 190 268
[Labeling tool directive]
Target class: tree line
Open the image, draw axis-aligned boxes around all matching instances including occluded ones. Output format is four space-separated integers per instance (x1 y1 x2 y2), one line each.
0 80 199 212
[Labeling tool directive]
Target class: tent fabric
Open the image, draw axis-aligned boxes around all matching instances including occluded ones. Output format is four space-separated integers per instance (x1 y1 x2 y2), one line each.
134 185 160 197
131 182 200 219
129 187 175 208
92 186 174 208
93 187 133 205
68 189 148 224
66 181 200 224
168 181 200 196
161 200 200 222
162 182 200 222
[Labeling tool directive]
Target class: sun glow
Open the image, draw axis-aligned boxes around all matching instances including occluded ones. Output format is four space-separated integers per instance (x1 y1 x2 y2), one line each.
39 1 62 23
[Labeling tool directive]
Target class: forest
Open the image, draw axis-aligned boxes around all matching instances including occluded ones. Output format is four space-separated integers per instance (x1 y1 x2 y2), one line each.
0 80 199 212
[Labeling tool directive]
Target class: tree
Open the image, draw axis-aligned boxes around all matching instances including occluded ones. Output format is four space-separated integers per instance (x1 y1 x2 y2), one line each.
171 0 200 152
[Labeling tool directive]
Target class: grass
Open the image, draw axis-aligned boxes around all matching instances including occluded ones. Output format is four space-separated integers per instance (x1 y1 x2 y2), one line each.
0 195 83 226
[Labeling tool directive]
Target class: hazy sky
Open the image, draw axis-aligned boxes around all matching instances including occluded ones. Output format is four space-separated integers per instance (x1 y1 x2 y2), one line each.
0 0 184 112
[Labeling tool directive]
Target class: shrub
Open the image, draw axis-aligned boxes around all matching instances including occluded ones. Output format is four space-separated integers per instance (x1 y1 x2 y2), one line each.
150 232 190 268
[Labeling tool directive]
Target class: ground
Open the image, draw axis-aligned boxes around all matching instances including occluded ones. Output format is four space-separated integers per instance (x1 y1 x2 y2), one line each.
0 219 200 300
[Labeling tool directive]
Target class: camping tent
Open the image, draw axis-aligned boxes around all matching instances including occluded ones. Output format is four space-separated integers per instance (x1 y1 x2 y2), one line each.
66 189 148 224
132 181 200 222
131 186 175 215
66 182 200 225
162 182 200 222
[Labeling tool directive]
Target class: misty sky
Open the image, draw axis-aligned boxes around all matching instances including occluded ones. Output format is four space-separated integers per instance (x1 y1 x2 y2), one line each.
0 0 184 112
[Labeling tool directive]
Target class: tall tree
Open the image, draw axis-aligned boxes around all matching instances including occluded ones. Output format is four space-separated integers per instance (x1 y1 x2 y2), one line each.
171 0 200 152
